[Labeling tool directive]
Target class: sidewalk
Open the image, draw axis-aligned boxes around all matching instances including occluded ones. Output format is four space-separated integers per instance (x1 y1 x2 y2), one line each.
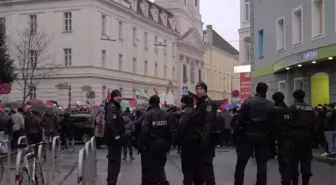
312 149 336 163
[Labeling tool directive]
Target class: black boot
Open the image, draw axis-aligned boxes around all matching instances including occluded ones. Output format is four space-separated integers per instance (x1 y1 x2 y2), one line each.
291 177 298 185
302 176 310 185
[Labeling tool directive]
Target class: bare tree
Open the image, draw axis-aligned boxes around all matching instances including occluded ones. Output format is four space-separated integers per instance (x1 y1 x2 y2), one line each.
11 27 61 102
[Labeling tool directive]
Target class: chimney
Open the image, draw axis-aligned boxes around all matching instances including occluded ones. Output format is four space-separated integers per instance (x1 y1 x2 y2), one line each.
206 25 213 45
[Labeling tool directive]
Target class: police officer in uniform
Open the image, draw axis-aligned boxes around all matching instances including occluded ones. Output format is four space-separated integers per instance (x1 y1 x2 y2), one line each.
288 90 316 185
271 92 292 185
105 89 125 185
188 82 217 185
175 95 195 185
138 95 171 185
234 82 273 185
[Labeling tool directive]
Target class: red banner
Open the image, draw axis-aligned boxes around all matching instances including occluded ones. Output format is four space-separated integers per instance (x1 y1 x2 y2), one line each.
240 72 251 101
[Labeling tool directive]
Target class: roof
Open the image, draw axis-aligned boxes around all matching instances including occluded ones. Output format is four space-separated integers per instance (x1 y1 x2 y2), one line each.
135 0 177 32
204 30 239 55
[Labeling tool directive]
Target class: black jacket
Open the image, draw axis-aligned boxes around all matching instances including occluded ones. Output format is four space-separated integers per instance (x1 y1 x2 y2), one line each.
105 101 125 145
138 106 171 152
175 105 193 145
237 94 273 142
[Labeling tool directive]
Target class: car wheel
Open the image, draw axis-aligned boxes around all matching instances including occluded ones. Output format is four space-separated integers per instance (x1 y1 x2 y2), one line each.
82 133 90 143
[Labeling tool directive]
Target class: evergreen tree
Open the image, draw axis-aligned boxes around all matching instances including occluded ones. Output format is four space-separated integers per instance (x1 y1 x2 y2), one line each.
0 24 17 84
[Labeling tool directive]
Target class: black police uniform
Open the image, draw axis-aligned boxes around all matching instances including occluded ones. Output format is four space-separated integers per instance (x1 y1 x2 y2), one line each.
272 103 293 185
175 104 195 185
105 100 125 185
287 101 316 185
186 95 216 185
139 105 171 185
234 94 273 185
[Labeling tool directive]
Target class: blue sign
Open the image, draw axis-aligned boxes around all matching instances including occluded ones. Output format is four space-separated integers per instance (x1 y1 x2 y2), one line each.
284 49 318 66
182 86 188 96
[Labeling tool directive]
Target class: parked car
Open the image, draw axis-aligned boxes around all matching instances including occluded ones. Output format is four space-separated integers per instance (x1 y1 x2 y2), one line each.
70 114 94 143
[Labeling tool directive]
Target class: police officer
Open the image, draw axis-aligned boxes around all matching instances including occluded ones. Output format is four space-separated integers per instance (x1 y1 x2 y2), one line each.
175 95 195 185
189 82 217 185
105 89 125 185
138 95 171 185
288 90 316 185
233 82 273 185
271 92 292 185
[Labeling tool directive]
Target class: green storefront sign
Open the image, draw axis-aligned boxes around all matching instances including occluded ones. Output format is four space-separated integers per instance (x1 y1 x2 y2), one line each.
252 44 336 78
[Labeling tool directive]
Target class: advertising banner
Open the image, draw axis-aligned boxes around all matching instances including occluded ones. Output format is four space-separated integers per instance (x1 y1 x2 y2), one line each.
240 72 251 101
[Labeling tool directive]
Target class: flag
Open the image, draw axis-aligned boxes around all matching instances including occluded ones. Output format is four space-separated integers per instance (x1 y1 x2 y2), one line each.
219 99 229 110
68 103 71 110
47 100 52 106
107 88 111 101
129 99 137 107
153 88 158 95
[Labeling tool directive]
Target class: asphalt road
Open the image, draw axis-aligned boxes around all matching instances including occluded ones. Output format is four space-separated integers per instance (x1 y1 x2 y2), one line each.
94 147 336 185
4 145 336 185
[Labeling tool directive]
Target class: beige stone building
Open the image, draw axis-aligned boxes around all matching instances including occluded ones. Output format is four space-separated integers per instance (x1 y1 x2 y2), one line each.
203 25 239 102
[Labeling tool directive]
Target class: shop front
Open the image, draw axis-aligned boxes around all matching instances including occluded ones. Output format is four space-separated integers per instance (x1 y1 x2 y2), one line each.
271 45 336 106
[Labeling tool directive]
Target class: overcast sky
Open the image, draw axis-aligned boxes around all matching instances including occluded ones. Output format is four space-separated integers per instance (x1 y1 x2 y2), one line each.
200 0 240 50
151 0 240 50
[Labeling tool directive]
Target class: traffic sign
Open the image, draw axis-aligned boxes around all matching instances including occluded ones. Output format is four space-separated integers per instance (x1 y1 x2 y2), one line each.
0 83 12 94
181 86 188 96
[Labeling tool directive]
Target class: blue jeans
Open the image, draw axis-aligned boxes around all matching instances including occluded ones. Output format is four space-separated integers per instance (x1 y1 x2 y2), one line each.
325 131 336 154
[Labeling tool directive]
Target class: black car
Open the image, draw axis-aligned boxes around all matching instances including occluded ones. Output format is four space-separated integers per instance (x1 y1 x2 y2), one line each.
70 114 94 143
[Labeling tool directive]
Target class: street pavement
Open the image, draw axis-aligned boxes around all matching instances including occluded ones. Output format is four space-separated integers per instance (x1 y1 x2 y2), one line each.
4 145 336 185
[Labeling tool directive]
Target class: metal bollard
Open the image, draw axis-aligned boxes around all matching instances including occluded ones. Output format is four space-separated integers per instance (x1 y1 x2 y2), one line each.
15 136 28 183
77 148 86 185
90 137 97 179
85 141 93 184
1 140 11 183
51 136 61 179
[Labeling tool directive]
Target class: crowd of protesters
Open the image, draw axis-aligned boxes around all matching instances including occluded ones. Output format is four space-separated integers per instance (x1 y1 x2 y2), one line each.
0 107 77 153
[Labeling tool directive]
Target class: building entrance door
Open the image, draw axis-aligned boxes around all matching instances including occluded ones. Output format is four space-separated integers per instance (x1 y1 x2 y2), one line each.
311 72 329 106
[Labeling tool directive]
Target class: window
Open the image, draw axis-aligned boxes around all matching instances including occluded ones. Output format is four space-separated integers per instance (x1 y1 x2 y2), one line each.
246 43 250 62
183 65 187 82
64 48 72 66
29 50 37 68
30 86 36 99
154 36 158 51
144 32 148 49
102 86 106 101
144 61 148 75
276 17 285 51
190 61 195 83
119 54 123 70
292 7 303 46
68 86 72 104
155 63 158 77
0 17 5 25
198 69 202 82
0 17 5 32
29 15 37 34
164 40 167 54
312 0 324 39
144 4 149 17
294 77 304 90
133 58 137 73
101 14 106 35
195 0 198 6
258 29 264 58
101 50 106 67
172 42 175 58
184 0 187 5
278 80 286 102
118 21 123 40
244 0 250 22
133 27 137 45
164 65 167 77
172 67 175 80
64 12 72 32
